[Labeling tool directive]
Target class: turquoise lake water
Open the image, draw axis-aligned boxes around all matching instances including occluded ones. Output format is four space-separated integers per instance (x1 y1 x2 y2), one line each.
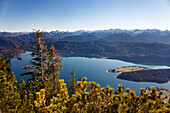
11 52 170 94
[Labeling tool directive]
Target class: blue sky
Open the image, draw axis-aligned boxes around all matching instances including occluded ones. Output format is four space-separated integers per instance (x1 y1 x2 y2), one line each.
0 0 170 32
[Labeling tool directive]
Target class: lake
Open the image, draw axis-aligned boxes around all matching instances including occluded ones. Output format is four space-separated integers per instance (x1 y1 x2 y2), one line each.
11 51 170 94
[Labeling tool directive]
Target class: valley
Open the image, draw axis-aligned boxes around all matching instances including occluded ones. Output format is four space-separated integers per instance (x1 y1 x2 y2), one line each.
1 29 170 84
1 0 170 111
1 34 170 65
11 51 170 94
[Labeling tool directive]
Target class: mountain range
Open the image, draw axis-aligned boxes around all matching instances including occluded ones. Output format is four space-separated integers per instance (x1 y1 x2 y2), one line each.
1 29 170 44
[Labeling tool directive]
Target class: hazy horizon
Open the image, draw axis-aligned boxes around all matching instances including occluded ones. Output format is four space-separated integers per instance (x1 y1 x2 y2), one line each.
1 28 170 33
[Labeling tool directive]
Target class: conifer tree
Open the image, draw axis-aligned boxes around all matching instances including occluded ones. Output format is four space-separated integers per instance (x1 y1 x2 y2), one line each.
21 30 64 107
0 55 11 73
17 80 34 112
22 30 48 80
68 70 76 95
0 56 20 113
46 44 63 82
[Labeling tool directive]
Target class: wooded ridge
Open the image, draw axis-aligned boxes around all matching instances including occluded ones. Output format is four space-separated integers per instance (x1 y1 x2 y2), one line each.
1 37 170 64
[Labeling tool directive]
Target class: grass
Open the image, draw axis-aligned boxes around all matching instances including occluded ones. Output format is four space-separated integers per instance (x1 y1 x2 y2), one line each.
108 66 150 73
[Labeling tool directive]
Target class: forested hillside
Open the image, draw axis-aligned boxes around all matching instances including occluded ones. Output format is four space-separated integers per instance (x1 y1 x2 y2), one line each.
1 36 170 64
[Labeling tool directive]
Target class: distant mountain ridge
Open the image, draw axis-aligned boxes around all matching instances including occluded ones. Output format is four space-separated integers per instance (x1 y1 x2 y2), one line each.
1 29 170 44
0 32 29 37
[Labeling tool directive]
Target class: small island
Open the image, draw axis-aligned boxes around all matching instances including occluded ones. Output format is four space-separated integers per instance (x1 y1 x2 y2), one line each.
107 66 150 73
108 66 170 83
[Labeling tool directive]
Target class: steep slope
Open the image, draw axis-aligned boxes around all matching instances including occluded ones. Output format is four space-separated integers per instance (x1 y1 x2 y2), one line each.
135 32 162 43
60 35 98 41
102 31 170 44
103 33 137 42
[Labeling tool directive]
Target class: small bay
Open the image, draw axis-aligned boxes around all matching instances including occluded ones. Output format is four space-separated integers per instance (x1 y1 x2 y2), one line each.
11 52 170 94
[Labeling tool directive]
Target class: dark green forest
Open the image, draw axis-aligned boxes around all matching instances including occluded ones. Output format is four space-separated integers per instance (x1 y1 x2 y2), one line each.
1 33 170 64
0 30 170 112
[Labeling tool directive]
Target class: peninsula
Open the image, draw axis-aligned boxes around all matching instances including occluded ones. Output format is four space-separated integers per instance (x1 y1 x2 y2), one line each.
108 66 170 83
0 47 25 58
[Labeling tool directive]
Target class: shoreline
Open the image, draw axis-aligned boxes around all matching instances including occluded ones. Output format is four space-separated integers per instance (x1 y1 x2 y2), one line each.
4 50 170 66
116 76 170 84
0 49 26 58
